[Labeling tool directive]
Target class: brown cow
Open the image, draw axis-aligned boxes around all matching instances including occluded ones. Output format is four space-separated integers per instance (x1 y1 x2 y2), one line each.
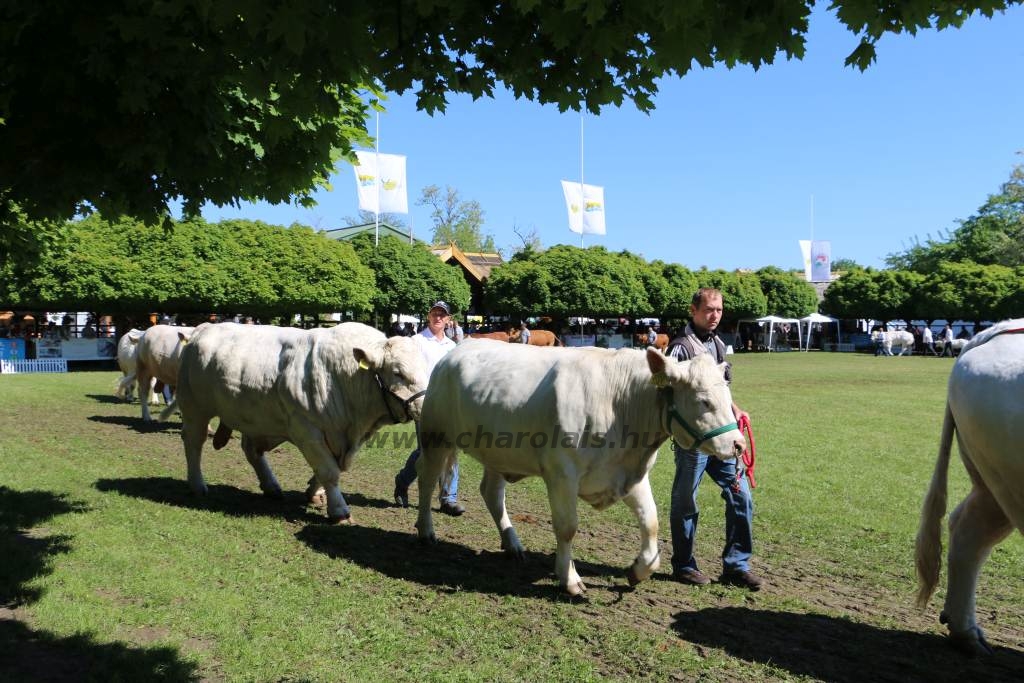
634 333 669 353
508 328 561 346
468 331 510 342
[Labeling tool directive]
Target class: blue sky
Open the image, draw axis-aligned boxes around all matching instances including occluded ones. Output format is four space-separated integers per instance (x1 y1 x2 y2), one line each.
200 6 1024 273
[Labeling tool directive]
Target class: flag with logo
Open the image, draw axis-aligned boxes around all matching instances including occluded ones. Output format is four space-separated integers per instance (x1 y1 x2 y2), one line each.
810 240 831 281
353 150 408 214
798 240 812 281
561 180 606 235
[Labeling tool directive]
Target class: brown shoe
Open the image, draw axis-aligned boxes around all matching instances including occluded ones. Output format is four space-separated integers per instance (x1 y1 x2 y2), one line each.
673 568 711 586
720 569 763 591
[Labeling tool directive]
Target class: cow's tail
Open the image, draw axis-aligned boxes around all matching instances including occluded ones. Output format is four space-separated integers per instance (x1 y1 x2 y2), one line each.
554 335 563 347
158 397 179 422
115 373 136 400
915 401 955 609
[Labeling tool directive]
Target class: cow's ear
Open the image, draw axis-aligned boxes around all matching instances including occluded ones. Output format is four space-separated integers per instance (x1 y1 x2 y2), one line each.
353 345 383 371
646 347 666 377
177 331 191 344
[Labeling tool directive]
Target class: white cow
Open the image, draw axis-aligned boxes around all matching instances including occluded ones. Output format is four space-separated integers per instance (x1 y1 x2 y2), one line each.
916 318 1024 655
415 341 745 595
116 324 195 421
173 322 428 524
114 328 148 402
935 338 968 356
872 329 915 356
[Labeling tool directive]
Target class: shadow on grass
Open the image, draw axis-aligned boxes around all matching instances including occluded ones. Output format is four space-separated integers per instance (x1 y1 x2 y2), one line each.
94 477 324 524
87 414 179 433
671 606 1024 683
85 393 128 405
0 486 199 681
296 523 625 601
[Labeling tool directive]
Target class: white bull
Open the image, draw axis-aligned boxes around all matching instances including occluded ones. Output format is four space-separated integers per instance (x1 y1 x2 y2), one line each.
174 322 428 524
872 329 915 356
116 324 195 421
114 328 148 403
416 342 745 595
916 318 1024 655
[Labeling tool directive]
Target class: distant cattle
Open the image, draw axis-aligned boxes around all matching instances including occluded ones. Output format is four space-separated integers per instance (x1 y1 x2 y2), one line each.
935 338 968 356
415 341 744 595
872 329 915 356
508 328 561 346
634 333 669 353
173 322 428 523
468 331 510 342
114 329 151 403
116 325 195 420
916 319 1024 655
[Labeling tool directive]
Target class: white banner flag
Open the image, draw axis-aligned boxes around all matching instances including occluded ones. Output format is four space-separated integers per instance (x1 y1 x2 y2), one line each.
798 240 812 281
561 180 606 235
810 240 831 281
353 150 408 214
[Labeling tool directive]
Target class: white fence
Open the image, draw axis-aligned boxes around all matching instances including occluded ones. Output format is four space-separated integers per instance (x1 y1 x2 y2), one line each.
1 359 69 374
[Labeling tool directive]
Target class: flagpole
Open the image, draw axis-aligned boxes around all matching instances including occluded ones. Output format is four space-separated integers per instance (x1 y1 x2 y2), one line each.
810 194 814 243
375 109 381 246
578 113 584 343
579 114 585 249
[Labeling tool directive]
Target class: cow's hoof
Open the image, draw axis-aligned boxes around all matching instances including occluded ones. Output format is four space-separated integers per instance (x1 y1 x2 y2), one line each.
626 566 642 587
564 581 587 597
948 627 992 657
262 488 285 500
417 533 437 545
327 514 352 526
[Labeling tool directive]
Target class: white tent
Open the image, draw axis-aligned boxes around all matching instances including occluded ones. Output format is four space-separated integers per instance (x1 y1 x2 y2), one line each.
799 313 840 351
755 315 802 352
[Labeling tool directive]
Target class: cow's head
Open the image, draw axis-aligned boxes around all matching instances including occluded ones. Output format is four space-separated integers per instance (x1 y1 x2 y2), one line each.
353 336 428 423
647 348 745 461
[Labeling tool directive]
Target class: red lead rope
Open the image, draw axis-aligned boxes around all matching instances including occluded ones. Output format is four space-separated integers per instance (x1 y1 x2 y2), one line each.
738 414 757 488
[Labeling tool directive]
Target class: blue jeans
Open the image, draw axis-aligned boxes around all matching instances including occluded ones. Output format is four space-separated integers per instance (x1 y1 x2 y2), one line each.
670 446 753 575
395 426 459 504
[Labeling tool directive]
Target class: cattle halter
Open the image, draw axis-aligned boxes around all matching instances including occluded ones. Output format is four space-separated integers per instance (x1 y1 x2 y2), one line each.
373 373 425 424
657 387 738 452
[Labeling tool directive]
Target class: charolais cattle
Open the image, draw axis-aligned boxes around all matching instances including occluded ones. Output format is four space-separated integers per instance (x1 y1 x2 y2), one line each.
935 338 968 356
116 324 195 421
173 322 428 524
634 333 669 353
508 328 561 346
872 329 915 356
468 331 510 342
114 329 151 403
415 340 744 595
916 319 1024 655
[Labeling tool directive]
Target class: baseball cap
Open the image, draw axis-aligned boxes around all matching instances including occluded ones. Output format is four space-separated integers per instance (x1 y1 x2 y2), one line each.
429 301 451 315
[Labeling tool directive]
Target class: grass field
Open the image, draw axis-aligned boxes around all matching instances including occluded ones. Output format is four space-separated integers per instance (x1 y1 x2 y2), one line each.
1 352 1021 682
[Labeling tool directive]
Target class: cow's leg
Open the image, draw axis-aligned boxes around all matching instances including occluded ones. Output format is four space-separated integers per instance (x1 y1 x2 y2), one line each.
621 475 660 586
942 483 1012 655
138 368 156 421
543 472 584 595
180 411 210 496
240 435 283 499
415 441 451 543
290 427 351 524
480 468 524 559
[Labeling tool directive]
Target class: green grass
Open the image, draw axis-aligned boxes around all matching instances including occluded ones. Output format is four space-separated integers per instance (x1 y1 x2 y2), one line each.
1 353 1021 682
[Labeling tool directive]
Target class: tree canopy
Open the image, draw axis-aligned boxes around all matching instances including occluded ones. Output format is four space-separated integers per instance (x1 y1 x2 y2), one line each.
3 1 1017 227
0 216 375 317
348 233 472 316
418 185 496 252
886 162 1024 271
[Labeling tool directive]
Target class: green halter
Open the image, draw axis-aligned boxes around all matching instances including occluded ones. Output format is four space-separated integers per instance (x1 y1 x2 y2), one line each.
658 386 738 451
